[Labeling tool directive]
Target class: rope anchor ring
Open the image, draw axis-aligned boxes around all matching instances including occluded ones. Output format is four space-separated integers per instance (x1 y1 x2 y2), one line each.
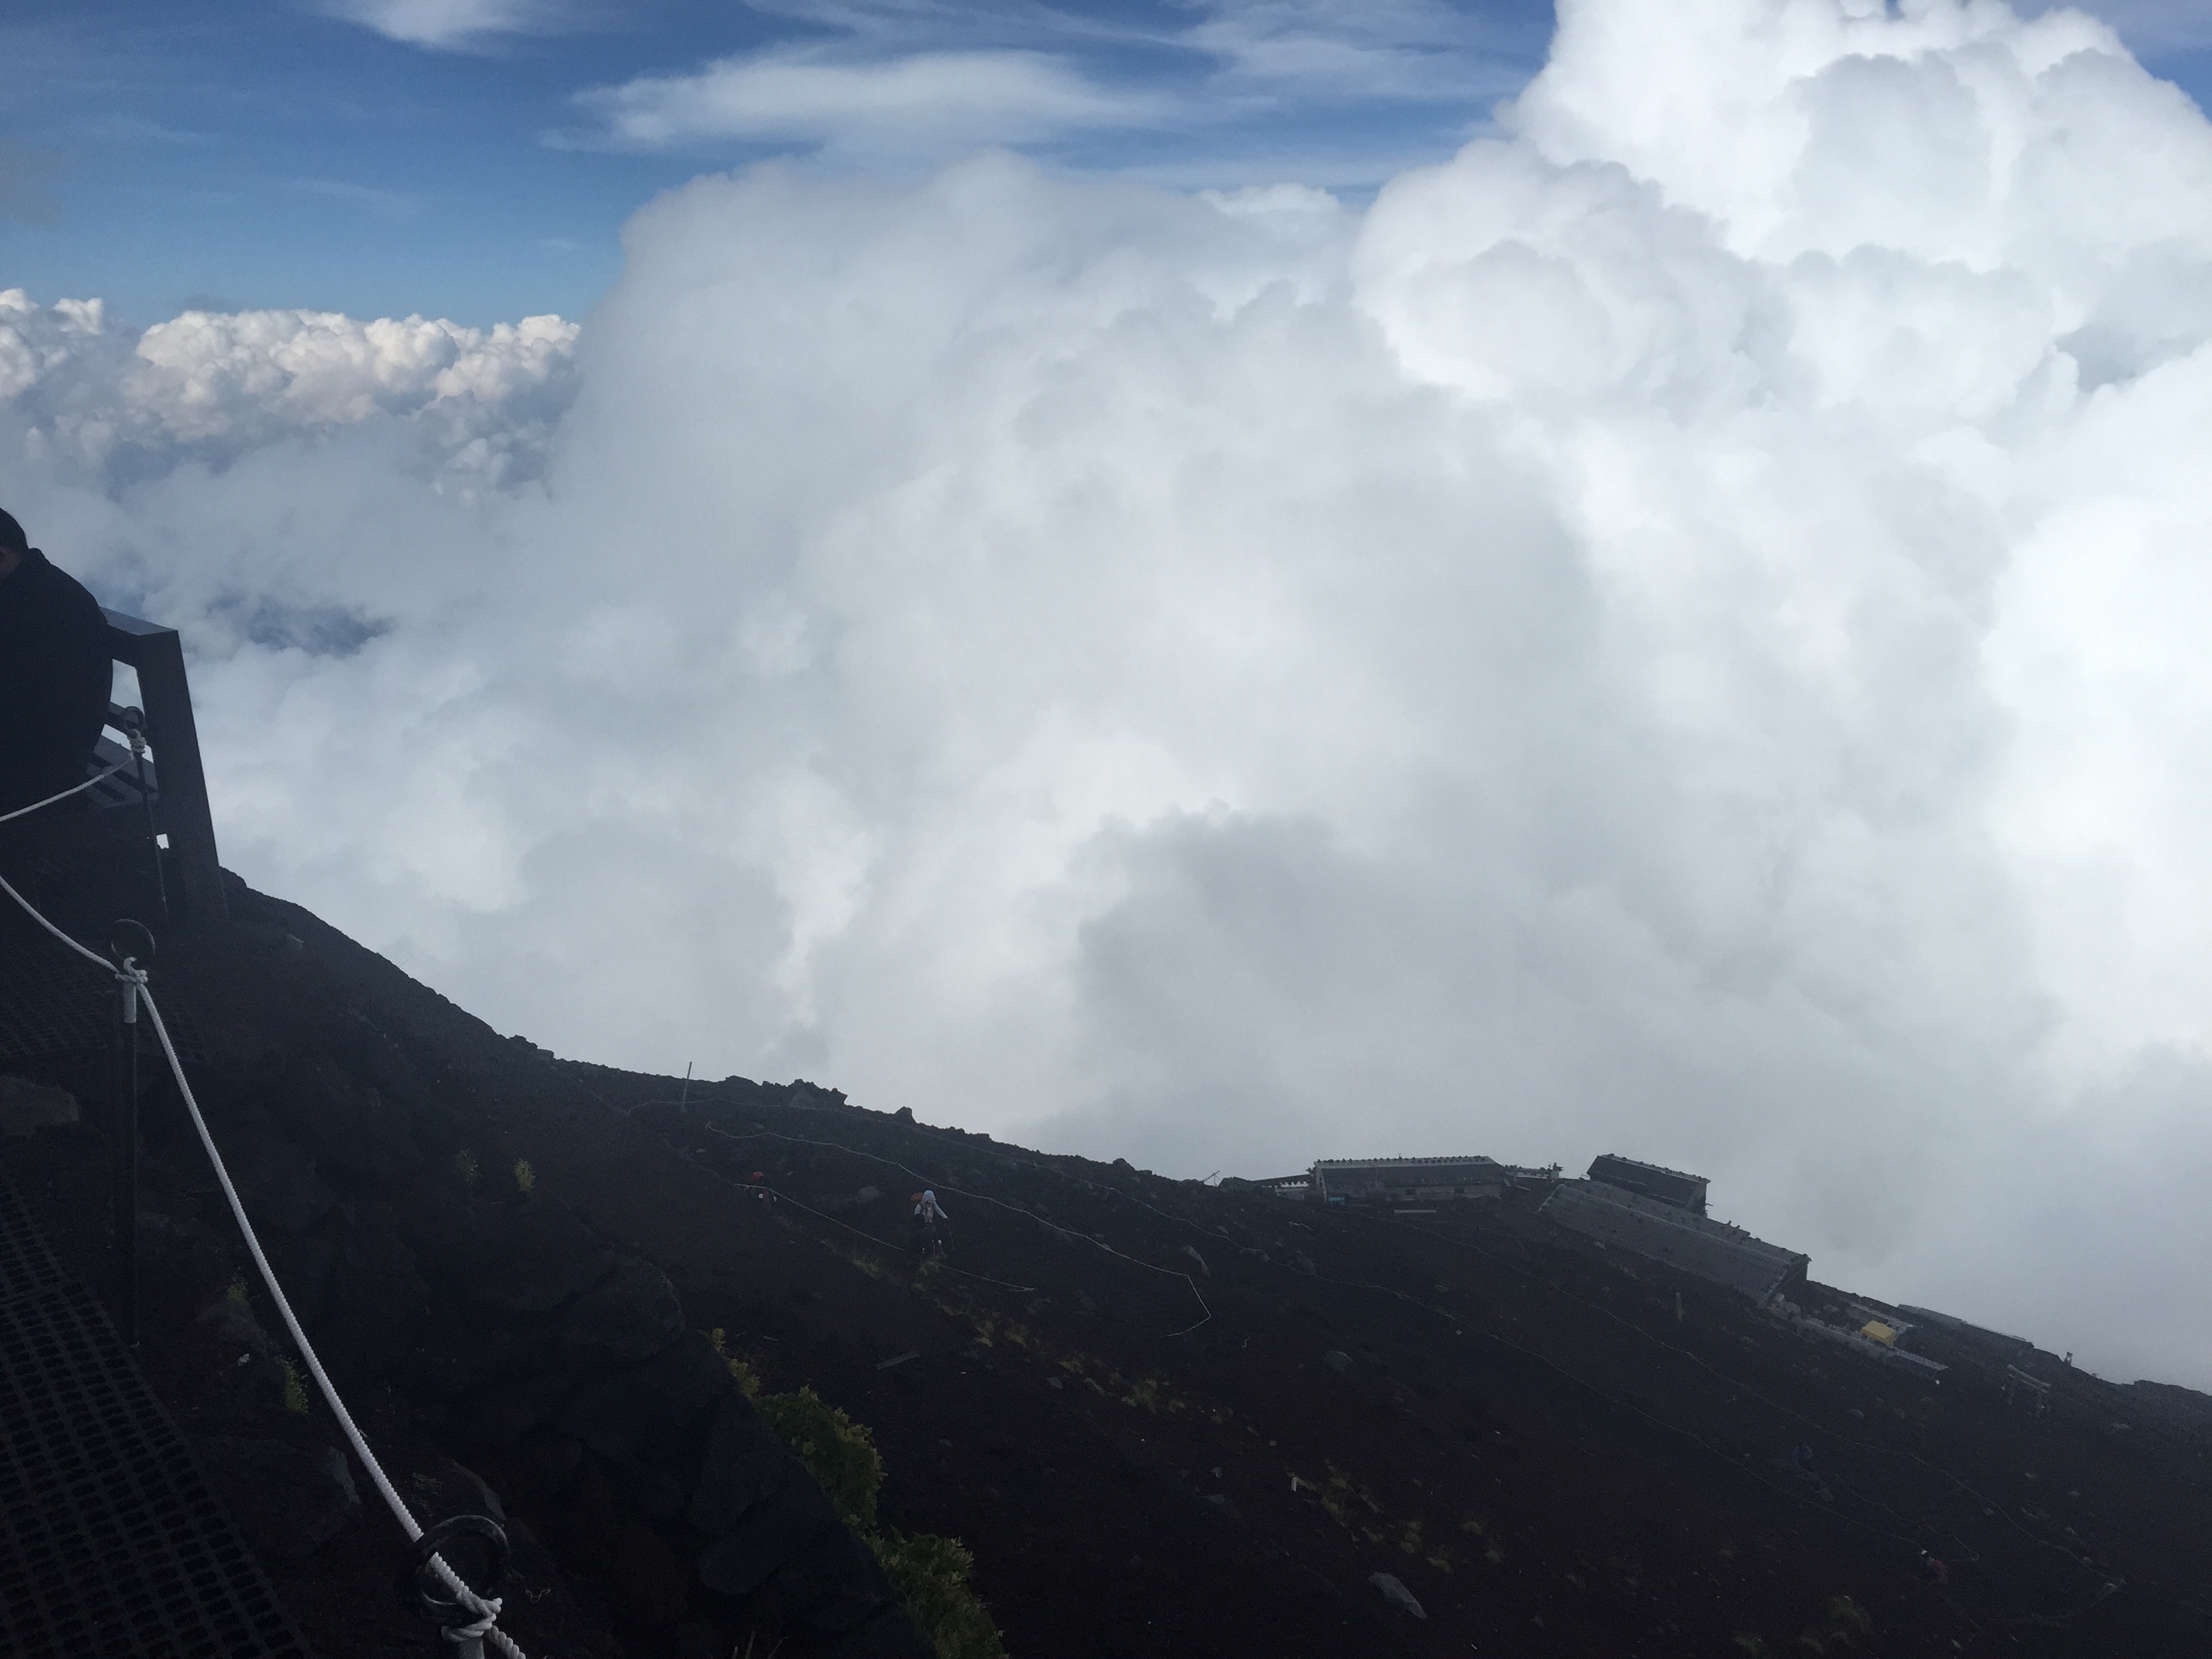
108 918 156 968
5 847 533 1658
413 1512 511 1637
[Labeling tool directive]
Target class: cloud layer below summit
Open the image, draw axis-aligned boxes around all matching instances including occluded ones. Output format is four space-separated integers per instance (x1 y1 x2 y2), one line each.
7 0 2212 1384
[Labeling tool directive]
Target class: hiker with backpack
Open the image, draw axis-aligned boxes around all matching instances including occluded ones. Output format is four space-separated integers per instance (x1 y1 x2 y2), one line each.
911 1189 949 1259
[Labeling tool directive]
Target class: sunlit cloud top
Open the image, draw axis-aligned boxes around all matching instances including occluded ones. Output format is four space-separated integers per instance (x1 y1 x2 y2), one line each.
5 2 2204 324
9 0 2212 1391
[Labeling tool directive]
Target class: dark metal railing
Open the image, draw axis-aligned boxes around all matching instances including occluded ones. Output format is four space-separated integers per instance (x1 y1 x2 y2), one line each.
87 609 227 921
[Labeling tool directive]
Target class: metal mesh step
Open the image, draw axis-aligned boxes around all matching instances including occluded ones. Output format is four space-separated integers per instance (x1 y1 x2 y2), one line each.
0 1166 66 1306
0 922 208 1066
0 1166 313 1658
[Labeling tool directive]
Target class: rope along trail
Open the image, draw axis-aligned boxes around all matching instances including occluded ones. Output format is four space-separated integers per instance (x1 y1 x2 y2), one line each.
863 1100 2116 1602
0 857 533 1658
685 1105 1990 1576
0 758 131 825
675 1113 1212 1338
687 1124 1042 1295
662 1087 2116 1621
1 754 2120 1641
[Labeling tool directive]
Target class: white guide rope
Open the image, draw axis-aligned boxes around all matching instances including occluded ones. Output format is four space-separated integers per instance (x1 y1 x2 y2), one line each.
0 758 131 825
0 856 529 1656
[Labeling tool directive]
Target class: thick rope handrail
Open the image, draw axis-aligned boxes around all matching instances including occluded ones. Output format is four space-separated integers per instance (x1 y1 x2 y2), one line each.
0 758 133 825
0 868 119 970
6 769 2110 1633
134 977 527 1657
0 862 532 1658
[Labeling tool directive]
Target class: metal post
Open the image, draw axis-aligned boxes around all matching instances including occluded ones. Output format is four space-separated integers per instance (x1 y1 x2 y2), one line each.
101 613 226 920
122 708 169 916
109 919 155 1348
114 972 140 1346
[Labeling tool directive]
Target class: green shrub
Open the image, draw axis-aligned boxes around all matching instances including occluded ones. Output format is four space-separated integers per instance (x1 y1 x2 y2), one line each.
455 1149 479 1185
512 1159 535 1194
874 1532 1008 1659
759 1388 883 1527
279 1357 310 1415
739 1367 1007 1656
1796 1595 1873 1654
707 1328 764 1398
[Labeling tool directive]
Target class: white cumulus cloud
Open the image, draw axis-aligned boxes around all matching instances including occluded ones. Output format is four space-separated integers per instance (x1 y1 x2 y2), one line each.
319 0 584 49
0 291 578 488
7 0 2212 1389
579 48 1168 158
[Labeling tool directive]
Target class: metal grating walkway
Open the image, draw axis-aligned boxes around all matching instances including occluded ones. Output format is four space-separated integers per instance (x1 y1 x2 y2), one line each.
0 1166 313 1658
0 915 209 1068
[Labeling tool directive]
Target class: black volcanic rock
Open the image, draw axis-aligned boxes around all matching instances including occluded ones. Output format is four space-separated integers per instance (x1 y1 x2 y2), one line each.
452 1368 577 1448
602 1456 687 1522
392 1179 501 1284
695 1458 840 1597
773 1520 894 1635
265 1223 341 1330
239 1137 335 1234
272 1056 422 1182
557 1330 729 1464
190 1435 360 1561
821 1605 935 1659
428 1322 561 1401
611 1519 693 1631
321 1204 430 1355
472 1195 615 1313
687 1393 787 1536
558 1257 686 1363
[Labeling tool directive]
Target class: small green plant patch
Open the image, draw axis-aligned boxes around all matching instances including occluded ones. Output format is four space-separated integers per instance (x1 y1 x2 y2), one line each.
1795 1595 1872 1654
719 1332 1009 1657
759 1387 884 1528
874 1531 1008 1659
707 1328 764 1398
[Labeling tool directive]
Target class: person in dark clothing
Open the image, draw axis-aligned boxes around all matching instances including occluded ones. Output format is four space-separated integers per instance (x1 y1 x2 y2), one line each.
0 508 114 817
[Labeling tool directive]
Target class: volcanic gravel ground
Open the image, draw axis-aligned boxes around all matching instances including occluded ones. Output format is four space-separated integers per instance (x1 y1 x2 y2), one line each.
544 1063 2212 1659
5 881 2210 1658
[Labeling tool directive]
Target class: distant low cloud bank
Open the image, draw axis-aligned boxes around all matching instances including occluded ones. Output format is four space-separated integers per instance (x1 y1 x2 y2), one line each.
5 0 2211 1387
0 294 577 488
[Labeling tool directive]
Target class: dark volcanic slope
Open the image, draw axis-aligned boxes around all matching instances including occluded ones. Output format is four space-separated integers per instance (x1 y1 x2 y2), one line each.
565 1075 2212 1659
5 878 2210 1659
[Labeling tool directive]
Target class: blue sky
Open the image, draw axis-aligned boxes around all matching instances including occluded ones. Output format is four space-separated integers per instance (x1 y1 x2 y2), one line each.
3 1 2208 327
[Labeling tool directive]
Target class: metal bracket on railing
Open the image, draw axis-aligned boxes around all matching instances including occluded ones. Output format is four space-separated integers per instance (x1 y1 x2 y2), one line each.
108 918 156 1347
115 706 168 914
413 1513 511 1658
